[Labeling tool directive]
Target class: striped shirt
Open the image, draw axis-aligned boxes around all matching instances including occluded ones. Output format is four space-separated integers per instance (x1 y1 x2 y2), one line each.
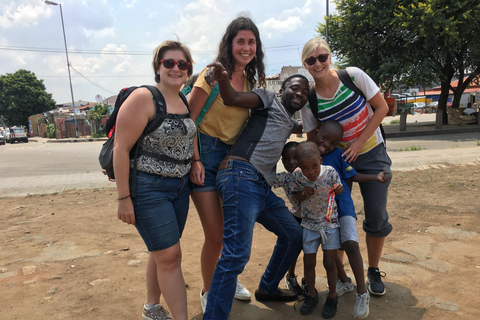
300 67 383 154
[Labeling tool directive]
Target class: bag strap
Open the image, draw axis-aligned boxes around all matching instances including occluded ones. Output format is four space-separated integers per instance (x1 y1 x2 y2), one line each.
196 82 219 127
336 69 365 99
141 85 167 133
336 69 386 142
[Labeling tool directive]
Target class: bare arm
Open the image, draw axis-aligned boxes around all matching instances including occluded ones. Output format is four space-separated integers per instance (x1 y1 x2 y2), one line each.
113 88 154 225
342 91 389 162
293 186 315 201
207 62 263 109
306 130 317 142
187 86 209 186
351 171 390 183
292 121 303 134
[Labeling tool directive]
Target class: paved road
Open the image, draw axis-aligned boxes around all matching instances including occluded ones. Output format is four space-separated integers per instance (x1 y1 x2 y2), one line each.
0 140 113 197
1 130 480 197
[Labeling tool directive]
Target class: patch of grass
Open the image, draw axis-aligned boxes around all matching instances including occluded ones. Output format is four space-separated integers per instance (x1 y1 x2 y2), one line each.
398 145 424 151
390 119 400 124
476 139 480 146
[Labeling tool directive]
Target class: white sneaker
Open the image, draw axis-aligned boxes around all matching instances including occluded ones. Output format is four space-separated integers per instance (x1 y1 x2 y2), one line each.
200 290 208 313
336 277 355 296
142 303 172 320
353 291 370 319
234 280 251 301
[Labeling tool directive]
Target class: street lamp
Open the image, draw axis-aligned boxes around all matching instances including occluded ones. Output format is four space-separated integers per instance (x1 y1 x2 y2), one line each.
326 0 329 42
45 0 79 138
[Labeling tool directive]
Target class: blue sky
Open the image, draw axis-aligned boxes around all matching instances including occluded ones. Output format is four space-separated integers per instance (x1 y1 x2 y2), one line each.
0 0 334 104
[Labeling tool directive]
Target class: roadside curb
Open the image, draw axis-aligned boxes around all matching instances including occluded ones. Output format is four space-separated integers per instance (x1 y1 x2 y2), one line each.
28 137 107 143
384 124 480 138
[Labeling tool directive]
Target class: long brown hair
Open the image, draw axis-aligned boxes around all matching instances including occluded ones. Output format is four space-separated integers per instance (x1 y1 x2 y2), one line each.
216 17 266 88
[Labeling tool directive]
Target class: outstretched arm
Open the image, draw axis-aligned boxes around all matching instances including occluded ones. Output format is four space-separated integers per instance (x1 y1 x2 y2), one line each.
351 171 390 183
206 62 263 109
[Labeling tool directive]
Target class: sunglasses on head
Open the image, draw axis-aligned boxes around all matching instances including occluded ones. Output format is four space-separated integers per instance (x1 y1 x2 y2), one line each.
159 59 190 70
305 54 330 66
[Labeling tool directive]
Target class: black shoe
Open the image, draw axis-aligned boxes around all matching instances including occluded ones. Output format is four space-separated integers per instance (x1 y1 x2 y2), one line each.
285 274 304 296
299 289 319 315
367 267 386 296
301 278 308 296
254 288 298 302
321 295 338 319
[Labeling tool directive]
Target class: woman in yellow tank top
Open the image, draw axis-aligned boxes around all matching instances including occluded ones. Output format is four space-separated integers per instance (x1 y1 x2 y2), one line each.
187 16 266 313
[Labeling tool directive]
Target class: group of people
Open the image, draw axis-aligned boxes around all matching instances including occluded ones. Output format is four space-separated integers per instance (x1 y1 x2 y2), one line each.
112 16 393 320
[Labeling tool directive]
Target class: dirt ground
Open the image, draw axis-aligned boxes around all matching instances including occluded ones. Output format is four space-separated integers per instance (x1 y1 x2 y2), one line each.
1 164 479 320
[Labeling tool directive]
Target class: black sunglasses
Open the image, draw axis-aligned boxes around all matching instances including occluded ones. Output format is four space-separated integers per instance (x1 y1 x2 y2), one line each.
305 54 330 66
159 59 190 70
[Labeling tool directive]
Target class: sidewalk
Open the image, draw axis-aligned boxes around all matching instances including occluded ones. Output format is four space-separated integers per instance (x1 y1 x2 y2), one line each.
382 113 480 138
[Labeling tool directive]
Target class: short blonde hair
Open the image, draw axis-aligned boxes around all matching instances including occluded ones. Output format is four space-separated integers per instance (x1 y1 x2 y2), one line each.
301 38 331 65
152 40 194 83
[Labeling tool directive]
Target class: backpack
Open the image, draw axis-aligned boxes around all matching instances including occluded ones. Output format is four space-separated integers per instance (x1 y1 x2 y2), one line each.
98 85 190 196
308 69 386 142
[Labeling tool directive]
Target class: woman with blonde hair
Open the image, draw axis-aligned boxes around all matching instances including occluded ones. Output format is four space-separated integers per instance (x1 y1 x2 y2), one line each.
300 37 392 319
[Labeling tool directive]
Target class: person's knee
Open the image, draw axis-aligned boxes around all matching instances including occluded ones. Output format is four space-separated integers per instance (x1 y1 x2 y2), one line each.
342 240 360 256
323 254 336 271
152 245 182 271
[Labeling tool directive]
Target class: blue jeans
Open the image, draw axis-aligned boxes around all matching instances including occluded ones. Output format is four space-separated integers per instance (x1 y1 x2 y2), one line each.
203 160 302 320
190 132 230 192
131 170 190 251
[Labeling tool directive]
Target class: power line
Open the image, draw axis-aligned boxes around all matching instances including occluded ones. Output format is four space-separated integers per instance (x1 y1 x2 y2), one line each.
0 43 305 55
69 65 117 95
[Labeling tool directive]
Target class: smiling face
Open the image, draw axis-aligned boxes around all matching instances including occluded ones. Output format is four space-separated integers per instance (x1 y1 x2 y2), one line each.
231 29 257 70
298 152 323 182
315 123 343 156
304 46 331 80
157 49 189 88
281 77 309 114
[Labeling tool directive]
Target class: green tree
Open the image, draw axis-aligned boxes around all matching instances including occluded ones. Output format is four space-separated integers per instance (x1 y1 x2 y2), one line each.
0 69 56 127
319 0 480 123
87 103 108 137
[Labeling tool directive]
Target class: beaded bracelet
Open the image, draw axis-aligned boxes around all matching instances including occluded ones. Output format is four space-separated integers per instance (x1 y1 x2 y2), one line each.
117 194 130 201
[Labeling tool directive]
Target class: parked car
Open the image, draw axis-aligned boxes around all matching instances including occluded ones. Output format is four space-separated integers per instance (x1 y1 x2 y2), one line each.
0 132 5 145
4 126 28 144
412 102 427 114
427 101 438 113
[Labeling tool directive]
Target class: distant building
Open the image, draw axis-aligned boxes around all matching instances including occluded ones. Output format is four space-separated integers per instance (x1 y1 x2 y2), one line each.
265 66 314 96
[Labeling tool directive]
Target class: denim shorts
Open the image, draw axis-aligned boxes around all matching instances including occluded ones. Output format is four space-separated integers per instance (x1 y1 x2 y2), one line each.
302 228 341 253
190 132 230 192
131 170 190 252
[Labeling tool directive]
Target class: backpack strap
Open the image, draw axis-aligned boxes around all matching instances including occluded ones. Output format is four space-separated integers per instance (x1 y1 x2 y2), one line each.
142 85 168 133
336 69 366 99
196 82 219 127
336 69 386 143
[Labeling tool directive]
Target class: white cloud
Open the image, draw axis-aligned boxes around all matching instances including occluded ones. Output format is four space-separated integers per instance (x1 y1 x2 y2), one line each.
83 27 116 39
260 16 303 33
0 1 50 28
